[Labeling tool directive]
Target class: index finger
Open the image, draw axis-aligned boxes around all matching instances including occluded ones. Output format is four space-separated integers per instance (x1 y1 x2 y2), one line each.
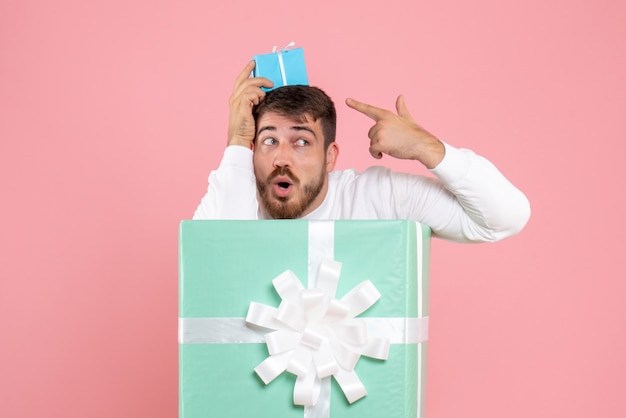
345 98 388 121
233 61 256 89
233 60 273 91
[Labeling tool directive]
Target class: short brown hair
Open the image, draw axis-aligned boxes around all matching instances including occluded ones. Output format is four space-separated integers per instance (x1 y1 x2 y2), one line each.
253 85 337 149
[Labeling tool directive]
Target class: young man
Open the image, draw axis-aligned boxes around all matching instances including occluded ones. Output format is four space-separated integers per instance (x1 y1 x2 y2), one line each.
193 61 531 243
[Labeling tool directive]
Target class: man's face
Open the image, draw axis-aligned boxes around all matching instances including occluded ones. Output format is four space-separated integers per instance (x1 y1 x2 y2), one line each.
253 112 338 219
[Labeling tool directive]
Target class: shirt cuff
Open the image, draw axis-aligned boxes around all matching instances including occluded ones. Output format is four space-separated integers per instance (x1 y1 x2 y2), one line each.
219 145 254 169
429 142 474 187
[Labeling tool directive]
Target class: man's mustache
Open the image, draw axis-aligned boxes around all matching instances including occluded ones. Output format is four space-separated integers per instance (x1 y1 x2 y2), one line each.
268 167 300 185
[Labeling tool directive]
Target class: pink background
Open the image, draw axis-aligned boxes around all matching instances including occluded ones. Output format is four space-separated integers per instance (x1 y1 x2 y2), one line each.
1 1 625 417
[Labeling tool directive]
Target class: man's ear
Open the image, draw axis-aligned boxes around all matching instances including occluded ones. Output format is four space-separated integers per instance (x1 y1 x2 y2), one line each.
325 142 339 172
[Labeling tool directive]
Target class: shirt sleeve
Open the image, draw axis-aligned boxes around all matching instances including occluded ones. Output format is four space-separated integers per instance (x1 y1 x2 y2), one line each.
421 142 531 242
192 145 259 220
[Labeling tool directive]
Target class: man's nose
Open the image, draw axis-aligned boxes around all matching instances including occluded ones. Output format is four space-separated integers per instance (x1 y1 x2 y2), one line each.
273 142 292 168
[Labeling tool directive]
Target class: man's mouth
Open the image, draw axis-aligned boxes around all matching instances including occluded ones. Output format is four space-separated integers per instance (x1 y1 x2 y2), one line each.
272 179 293 198
266 168 299 199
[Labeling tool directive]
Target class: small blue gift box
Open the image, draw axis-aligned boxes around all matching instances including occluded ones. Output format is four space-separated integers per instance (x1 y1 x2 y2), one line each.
253 45 309 91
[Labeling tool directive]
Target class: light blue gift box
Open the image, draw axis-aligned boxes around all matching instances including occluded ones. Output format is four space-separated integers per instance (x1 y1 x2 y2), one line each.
179 220 430 418
253 46 309 91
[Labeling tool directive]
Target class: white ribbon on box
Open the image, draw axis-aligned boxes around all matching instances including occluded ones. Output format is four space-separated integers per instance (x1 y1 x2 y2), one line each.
272 41 295 86
178 221 429 418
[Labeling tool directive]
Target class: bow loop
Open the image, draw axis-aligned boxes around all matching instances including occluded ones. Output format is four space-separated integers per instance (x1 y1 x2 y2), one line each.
340 280 381 317
272 40 296 53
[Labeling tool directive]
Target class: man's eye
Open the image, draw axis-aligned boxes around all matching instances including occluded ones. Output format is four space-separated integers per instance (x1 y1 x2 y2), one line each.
295 139 310 146
262 138 277 145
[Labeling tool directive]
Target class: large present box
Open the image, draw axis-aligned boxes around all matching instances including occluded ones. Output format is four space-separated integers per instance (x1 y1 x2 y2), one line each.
179 220 430 418
253 45 309 91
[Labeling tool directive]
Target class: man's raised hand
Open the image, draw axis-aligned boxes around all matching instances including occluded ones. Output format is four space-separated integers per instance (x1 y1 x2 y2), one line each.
227 61 274 148
345 95 445 169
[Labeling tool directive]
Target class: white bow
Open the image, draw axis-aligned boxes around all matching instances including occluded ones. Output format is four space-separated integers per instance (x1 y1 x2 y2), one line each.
245 259 390 406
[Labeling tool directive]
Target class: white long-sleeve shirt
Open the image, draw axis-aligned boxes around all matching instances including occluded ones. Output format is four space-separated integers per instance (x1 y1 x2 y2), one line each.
193 143 530 243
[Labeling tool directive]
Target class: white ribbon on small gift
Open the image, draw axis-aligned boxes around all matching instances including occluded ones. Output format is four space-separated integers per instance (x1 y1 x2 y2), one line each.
272 41 295 86
246 258 390 406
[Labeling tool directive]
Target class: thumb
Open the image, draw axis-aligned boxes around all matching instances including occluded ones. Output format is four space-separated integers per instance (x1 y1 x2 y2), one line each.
395 95 414 120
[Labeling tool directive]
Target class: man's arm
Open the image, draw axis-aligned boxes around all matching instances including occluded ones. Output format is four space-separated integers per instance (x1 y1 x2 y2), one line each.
193 146 258 219
192 62 273 220
346 96 530 242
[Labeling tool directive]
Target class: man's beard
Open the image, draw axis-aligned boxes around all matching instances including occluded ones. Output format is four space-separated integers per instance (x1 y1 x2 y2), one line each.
256 166 326 219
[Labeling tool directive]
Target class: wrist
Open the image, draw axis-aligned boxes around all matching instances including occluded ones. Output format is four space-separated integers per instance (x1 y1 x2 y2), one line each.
418 139 445 169
228 137 254 149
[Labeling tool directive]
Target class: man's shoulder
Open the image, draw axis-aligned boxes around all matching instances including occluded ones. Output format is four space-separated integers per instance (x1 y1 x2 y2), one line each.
328 166 393 184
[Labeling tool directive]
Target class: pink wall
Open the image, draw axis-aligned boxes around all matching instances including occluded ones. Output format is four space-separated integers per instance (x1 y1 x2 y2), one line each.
1 1 625 417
